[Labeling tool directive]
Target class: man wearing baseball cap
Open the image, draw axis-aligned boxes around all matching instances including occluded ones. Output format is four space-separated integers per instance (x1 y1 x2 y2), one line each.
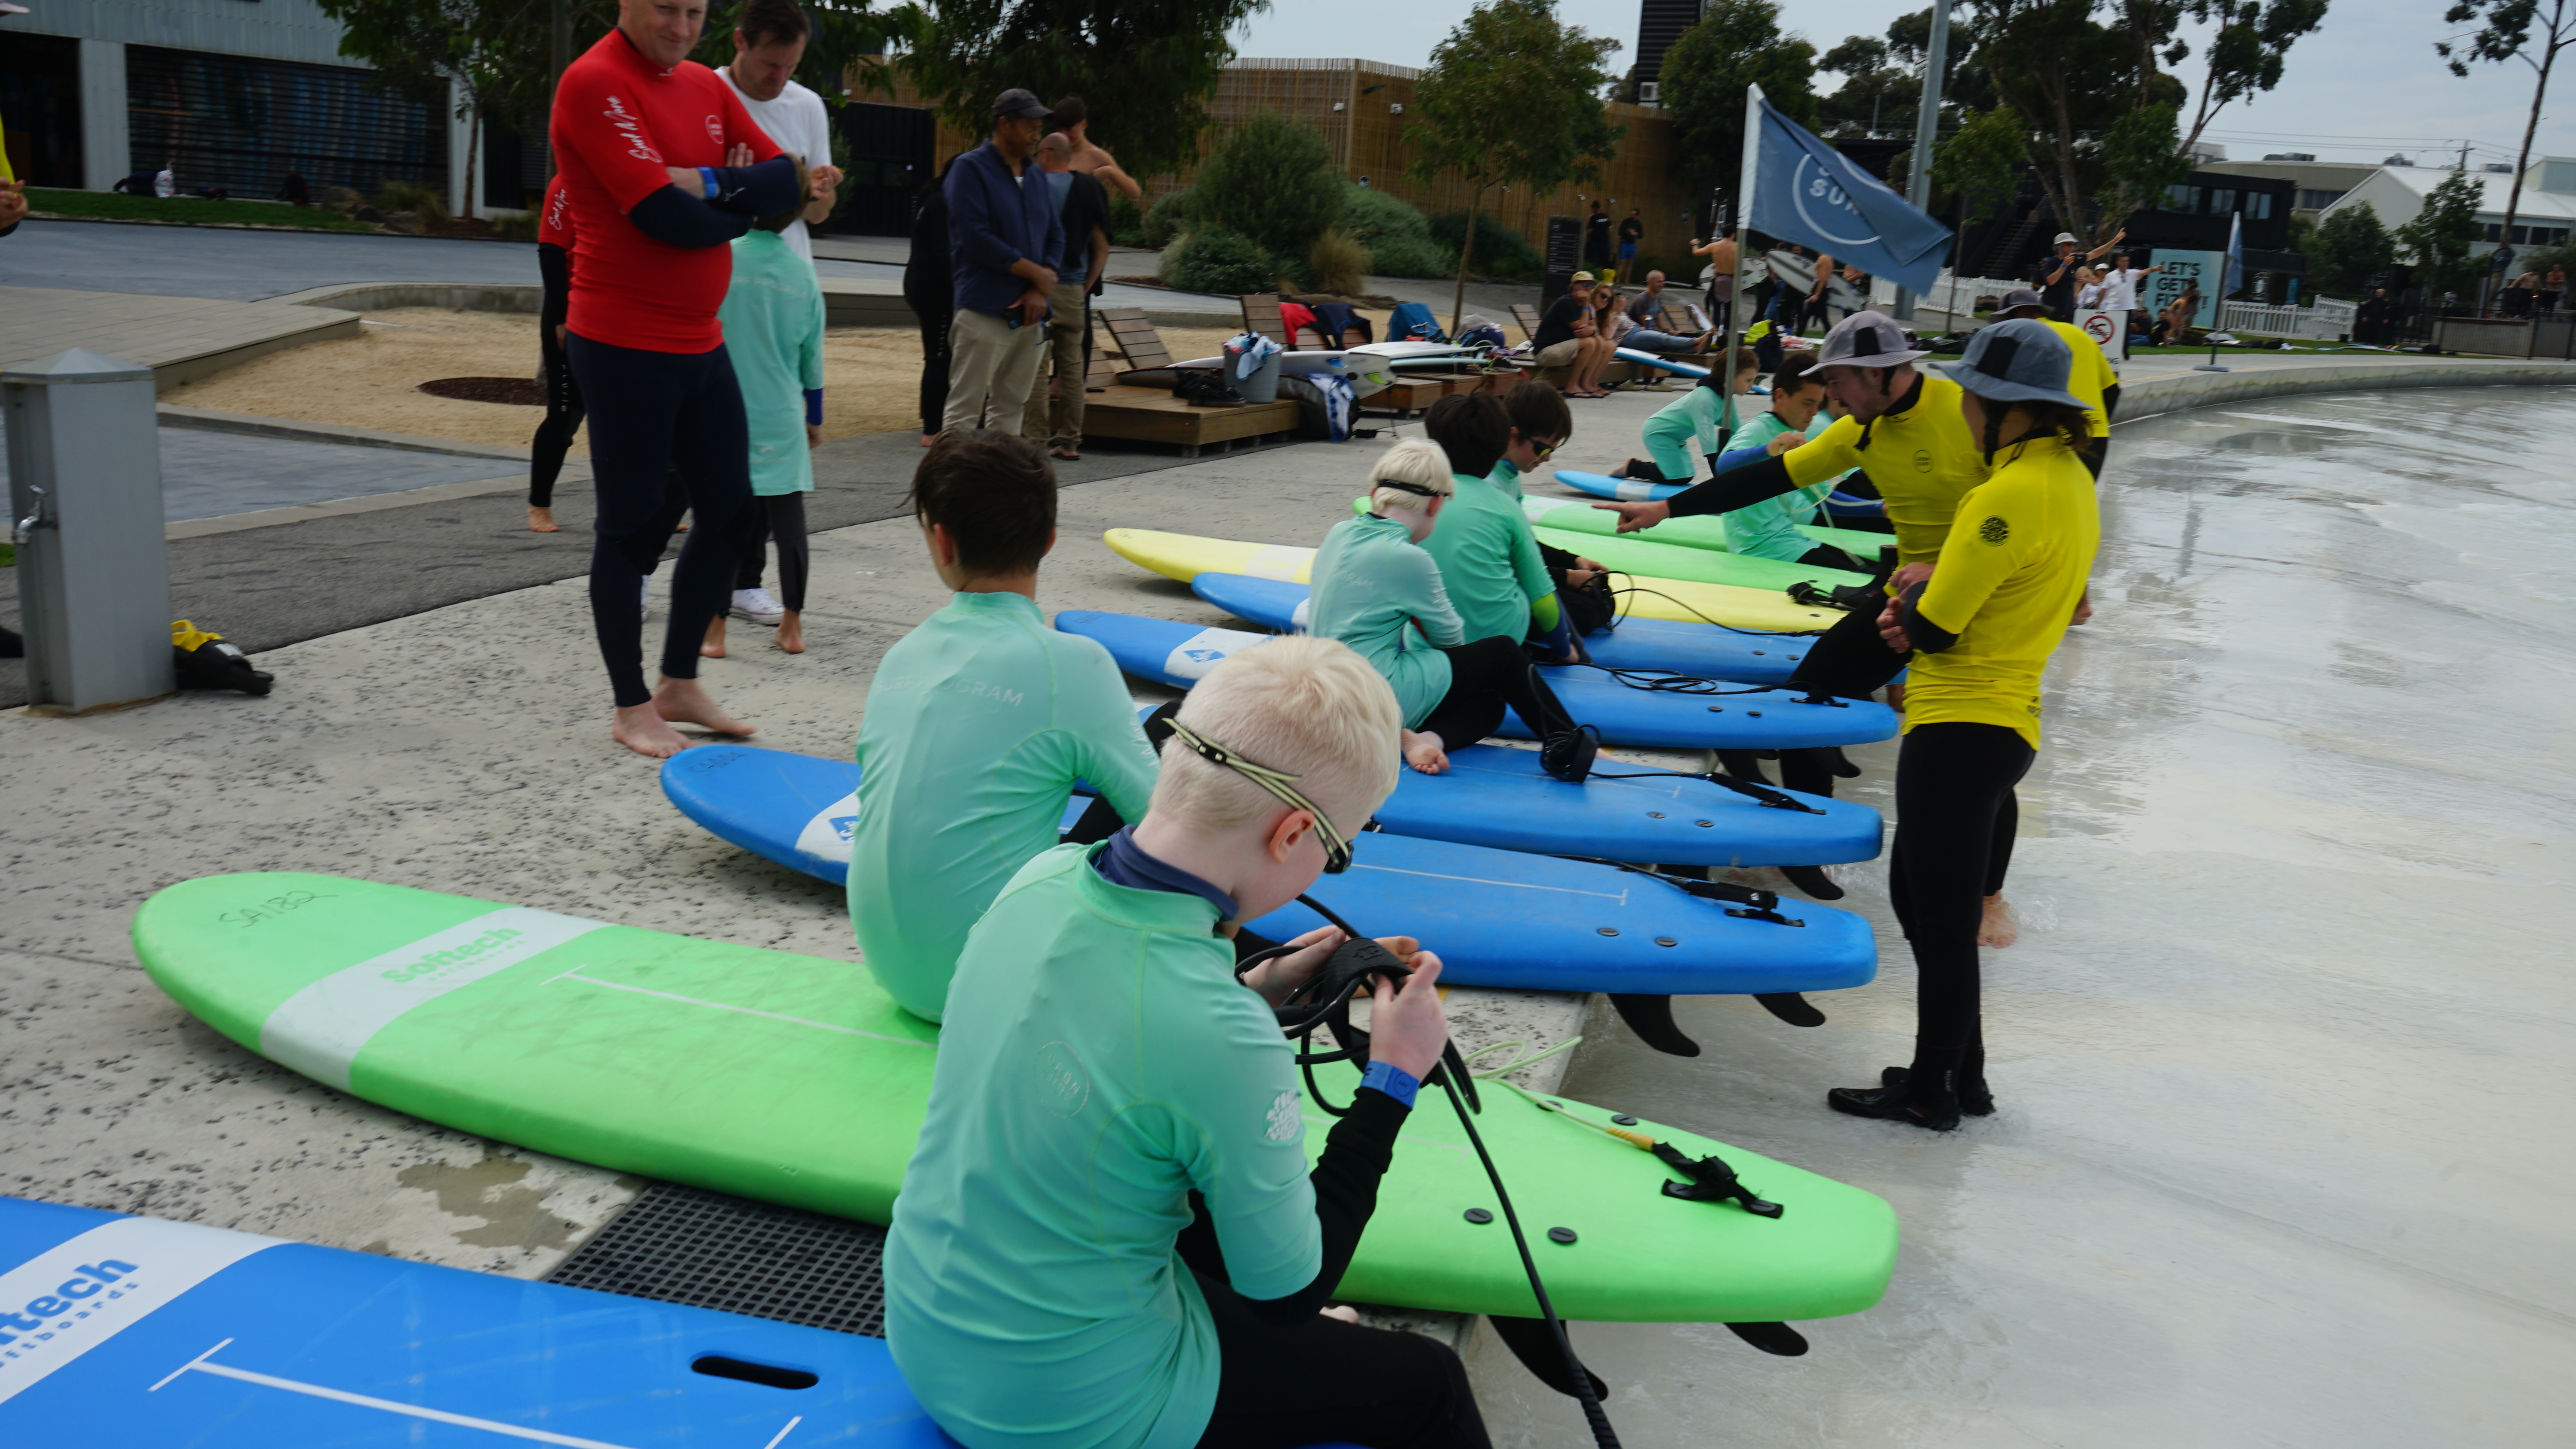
2033 226 2121 322
1991 288 2119 477
942 87 1066 437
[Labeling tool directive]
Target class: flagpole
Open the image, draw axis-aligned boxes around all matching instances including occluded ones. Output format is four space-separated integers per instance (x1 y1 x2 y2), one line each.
1893 0 1952 322
1722 83 1766 438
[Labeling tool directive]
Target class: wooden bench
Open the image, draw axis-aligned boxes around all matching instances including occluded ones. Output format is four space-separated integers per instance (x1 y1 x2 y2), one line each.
1510 303 1543 342
1083 305 1299 456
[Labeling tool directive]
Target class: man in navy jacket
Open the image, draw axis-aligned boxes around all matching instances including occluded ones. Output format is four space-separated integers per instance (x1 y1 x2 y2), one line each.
942 88 1065 437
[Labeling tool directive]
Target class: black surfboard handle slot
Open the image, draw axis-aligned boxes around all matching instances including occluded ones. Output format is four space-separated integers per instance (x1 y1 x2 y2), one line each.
691 1355 820 1390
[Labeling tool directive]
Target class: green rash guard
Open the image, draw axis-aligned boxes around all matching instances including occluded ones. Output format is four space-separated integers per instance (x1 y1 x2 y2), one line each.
848 591 1159 1022
1417 471 1561 647
1308 512 1461 728
1711 412 1842 562
717 228 826 497
1640 385 1733 482
884 843 1324 1449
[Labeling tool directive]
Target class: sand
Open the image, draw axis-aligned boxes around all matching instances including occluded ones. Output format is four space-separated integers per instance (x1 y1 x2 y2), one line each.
161 307 1251 451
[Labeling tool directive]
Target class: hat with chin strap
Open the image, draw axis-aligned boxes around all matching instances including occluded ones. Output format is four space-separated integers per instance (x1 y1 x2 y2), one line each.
1930 318 2087 410
1815 310 1927 370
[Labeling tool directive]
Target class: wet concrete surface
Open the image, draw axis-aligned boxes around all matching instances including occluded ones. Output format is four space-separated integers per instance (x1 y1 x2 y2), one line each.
1468 388 2576 1446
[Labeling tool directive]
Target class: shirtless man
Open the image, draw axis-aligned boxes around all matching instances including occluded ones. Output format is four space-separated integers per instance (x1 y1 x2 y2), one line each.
1048 94 1140 201
1690 223 1738 328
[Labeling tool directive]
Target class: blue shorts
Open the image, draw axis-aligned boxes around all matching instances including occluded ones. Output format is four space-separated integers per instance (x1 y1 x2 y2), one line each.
1618 243 1637 260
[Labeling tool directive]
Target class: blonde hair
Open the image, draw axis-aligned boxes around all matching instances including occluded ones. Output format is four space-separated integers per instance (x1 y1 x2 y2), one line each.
1366 437 1455 518
1150 635 1402 835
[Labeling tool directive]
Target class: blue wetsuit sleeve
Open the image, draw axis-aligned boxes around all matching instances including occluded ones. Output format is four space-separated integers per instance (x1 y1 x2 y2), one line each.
702 156 799 215
804 389 823 426
627 185 753 248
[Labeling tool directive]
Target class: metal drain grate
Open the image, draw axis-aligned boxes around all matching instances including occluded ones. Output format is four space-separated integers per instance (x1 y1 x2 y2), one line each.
544 1182 890 1337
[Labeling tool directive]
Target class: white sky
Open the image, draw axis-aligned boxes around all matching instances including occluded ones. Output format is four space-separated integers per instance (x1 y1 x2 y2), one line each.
1232 0 2574 168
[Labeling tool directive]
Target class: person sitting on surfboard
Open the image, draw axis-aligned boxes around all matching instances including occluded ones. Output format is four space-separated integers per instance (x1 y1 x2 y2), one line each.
1826 318 2100 1131
1418 393 1589 668
884 637 1485 1449
1611 346 1760 486
845 430 1160 1023
1309 437 1592 781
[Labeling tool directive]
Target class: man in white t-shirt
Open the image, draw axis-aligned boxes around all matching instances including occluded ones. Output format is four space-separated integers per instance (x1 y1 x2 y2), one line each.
2099 252 2162 335
718 0 844 265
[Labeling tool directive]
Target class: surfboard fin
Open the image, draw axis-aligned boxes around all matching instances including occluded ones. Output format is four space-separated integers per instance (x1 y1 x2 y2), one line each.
1607 993 1700 1057
1726 1321 1810 1356
1486 1314 1610 1400
1755 992 1827 1028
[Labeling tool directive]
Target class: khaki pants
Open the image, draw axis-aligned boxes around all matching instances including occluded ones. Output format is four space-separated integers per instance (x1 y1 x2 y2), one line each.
1020 282 1090 449
941 304 1046 437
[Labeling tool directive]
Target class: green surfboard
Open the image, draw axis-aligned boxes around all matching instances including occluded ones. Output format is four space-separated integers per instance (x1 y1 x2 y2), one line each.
135 873 1898 1325
1523 496 1892 563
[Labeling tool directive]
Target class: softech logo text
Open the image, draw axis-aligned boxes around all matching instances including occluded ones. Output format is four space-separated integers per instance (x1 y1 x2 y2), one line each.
0 1259 137 1359
380 928 525 984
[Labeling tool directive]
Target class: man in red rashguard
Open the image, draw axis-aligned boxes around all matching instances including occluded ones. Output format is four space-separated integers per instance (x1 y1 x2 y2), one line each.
551 0 803 758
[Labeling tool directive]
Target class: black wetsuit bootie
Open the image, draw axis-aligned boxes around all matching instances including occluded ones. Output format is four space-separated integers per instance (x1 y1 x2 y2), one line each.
1827 1071 1962 1131
1880 1065 1994 1116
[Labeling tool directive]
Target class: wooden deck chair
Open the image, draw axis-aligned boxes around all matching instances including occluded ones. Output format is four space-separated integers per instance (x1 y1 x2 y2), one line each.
1237 293 1291 349
1510 302 1544 342
1084 355 1120 392
1094 306 1172 372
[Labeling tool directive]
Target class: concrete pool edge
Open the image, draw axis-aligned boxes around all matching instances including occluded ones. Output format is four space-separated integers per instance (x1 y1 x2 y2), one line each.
2115 357 2576 423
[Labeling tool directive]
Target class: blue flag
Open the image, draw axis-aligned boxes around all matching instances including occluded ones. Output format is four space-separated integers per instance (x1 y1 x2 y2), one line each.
2223 212 2244 297
1745 94 1953 294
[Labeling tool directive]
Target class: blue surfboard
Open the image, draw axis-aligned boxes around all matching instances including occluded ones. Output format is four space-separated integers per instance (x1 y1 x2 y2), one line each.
1554 468 1690 503
1613 346 1711 377
1188 572 1814 687
0 1194 951 1443
659 747 1879 995
1057 609 1897 752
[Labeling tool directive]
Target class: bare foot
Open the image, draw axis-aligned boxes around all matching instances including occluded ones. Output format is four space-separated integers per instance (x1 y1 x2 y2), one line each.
1980 893 2020 949
611 701 695 758
1318 1304 1360 1324
527 506 559 533
1884 680 1907 712
1401 728 1449 774
919 433 939 449
2071 588 2093 626
775 611 805 654
651 676 756 737
701 616 728 658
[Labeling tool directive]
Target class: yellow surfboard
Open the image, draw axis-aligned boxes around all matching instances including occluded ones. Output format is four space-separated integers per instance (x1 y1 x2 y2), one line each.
1102 528 1841 634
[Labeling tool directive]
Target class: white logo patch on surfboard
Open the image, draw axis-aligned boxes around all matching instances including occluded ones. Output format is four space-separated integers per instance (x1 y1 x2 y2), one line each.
0 1216 281 1405
795 791 861 866
1163 627 1262 681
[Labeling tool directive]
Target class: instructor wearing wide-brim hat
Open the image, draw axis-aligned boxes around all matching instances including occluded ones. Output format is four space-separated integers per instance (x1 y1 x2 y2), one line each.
1985 287 2121 477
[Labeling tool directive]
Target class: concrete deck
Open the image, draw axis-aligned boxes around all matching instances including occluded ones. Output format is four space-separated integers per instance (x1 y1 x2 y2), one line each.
0 285 361 387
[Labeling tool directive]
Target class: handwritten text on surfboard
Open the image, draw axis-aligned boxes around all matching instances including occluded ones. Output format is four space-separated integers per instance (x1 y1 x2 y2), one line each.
218 888 335 928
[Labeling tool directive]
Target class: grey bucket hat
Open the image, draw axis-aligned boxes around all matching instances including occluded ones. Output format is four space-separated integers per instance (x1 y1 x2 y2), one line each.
1932 318 2087 409
1995 287 2047 316
1816 310 1926 369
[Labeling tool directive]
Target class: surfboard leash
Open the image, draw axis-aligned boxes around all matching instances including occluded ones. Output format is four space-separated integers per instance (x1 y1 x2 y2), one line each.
1601 573 1828 639
1262 891 1623 1449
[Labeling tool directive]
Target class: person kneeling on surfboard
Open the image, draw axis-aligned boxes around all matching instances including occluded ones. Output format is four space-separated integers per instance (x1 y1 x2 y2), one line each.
1611 347 1760 485
1703 354 1862 573
846 430 1160 1023
885 638 1486 1449
1823 318 2100 1130
1309 437 1593 781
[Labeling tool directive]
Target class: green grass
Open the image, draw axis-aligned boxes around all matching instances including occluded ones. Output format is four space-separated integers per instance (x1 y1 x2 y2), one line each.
26 188 380 233
0 542 15 568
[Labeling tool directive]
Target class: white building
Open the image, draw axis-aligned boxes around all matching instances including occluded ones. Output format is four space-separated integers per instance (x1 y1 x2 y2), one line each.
0 0 474 216
2315 159 2576 263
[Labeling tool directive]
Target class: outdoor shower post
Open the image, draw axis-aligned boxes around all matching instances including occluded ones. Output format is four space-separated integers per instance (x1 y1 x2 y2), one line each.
5 348 175 713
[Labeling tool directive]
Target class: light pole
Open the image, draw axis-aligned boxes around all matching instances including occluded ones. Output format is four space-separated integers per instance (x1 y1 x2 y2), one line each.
1893 0 1953 323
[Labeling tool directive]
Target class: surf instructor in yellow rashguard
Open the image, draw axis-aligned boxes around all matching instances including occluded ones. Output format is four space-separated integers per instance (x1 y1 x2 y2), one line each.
1592 311 1989 805
1823 318 2100 1132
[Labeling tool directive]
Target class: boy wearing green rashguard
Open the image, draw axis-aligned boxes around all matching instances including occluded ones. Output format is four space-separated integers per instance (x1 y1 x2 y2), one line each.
846 430 1159 1022
885 637 1483 1449
1704 354 1854 569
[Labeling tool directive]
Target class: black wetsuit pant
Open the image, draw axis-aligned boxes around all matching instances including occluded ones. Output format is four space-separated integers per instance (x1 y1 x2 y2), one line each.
1190 1270 1487 1448
908 298 952 436
1888 722 2032 1087
568 333 753 708
1419 637 1575 748
529 243 584 509
734 493 810 612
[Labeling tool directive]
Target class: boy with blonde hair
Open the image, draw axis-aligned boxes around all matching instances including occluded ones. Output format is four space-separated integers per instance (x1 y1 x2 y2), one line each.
886 636 1485 1449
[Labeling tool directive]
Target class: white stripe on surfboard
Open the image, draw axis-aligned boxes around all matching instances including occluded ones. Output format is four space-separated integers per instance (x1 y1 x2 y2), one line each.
0 1217 283 1406
1348 861 1629 904
552 970 933 1049
154 1337 650 1449
261 907 609 1093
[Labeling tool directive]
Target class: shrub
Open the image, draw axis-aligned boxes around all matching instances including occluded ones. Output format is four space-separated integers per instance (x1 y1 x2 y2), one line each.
1165 226 1280 295
375 179 447 226
490 210 541 241
1428 209 1541 279
1191 112 1344 263
1141 188 1195 249
1107 193 1148 247
1339 185 1453 279
1306 229 1371 295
